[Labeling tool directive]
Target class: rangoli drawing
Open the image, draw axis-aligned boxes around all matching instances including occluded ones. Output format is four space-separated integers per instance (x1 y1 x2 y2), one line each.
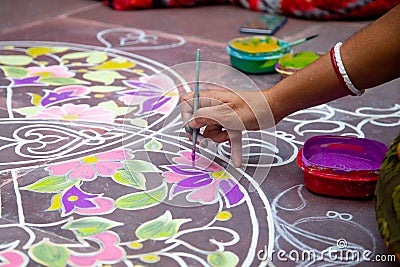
0 29 399 266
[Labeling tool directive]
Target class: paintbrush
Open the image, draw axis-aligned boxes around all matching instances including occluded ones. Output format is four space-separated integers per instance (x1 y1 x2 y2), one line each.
191 49 200 168
270 34 318 53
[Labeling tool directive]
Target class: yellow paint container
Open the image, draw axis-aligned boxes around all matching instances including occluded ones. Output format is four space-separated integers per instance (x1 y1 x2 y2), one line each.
226 36 292 74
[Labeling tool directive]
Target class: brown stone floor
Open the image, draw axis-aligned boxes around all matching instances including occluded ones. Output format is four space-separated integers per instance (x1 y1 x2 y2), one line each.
0 1 399 266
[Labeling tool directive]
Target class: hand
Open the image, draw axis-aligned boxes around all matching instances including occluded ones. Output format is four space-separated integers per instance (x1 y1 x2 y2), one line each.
180 88 274 167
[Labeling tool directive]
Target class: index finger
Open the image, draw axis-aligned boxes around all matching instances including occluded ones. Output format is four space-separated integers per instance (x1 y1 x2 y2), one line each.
180 89 225 127
180 92 195 127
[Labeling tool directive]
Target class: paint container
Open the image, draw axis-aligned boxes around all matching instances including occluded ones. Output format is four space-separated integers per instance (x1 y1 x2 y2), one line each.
226 36 292 74
275 51 321 79
296 135 388 199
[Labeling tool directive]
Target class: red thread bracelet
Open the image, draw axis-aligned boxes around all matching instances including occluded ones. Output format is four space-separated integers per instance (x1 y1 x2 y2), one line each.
329 45 356 96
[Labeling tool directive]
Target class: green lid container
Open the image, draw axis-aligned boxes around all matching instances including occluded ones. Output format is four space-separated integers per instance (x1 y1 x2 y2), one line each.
226 36 292 74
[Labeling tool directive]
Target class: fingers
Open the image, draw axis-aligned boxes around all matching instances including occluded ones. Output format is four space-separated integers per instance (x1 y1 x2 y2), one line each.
180 92 194 128
228 130 242 168
180 91 223 129
181 91 228 129
188 133 209 148
188 125 243 168
188 106 223 129
180 90 243 167
189 125 229 144
191 128 242 167
203 124 229 143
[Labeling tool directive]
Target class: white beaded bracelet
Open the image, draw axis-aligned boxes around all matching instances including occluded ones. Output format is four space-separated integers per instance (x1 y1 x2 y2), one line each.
331 42 364 96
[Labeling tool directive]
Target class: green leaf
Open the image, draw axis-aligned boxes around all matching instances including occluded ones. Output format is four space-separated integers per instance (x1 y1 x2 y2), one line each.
130 118 148 127
116 183 167 210
83 70 125 85
0 66 28 78
112 169 146 190
208 251 239 267
86 52 108 64
62 51 108 64
62 52 89 60
0 55 33 66
135 210 190 240
98 100 118 109
50 47 69 53
89 85 126 93
21 176 77 193
144 139 163 151
125 160 161 173
62 217 123 237
98 100 134 116
13 106 42 116
156 219 189 239
28 239 70 267
38 77 89 85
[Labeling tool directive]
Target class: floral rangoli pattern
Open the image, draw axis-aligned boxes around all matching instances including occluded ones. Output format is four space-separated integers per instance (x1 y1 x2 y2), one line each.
0 41 272 267
0 31 399 267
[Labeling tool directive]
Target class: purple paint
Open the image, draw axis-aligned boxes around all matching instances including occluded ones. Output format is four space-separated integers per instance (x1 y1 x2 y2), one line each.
41 91 74 106
219 180 244 206
12 76 43 86
126 90 159 97
168 165 203 175
191 149 196 168
141 96 170 114
62 186 97 213
302 135 388 172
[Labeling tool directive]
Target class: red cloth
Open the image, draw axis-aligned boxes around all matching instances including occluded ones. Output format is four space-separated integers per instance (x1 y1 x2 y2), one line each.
280 0 399 20
104 0 227 10
104 0 399 21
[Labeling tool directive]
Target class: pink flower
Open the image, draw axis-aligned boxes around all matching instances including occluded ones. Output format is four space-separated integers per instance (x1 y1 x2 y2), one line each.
28 103 115 123
68 231 125 266
163 151 245 207
75 197 115 215
27 65 74 78
0 248 29 267
47 150 131 181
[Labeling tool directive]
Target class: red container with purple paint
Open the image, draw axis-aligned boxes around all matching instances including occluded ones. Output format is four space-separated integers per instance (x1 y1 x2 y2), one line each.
296 135 388 199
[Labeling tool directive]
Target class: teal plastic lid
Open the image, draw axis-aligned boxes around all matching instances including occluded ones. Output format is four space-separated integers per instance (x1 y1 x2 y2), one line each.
226 46 290 61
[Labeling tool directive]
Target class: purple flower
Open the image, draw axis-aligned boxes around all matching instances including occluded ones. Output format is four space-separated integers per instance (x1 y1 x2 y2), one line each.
124 90 171 114
118 78 179 115
163 151 245 207
48 184 116 216
41 91 74 106
12 76 44 86
35 85 90 107
62 186 97 214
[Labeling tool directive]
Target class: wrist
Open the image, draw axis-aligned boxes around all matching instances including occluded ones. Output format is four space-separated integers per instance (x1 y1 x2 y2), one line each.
262 88 283 125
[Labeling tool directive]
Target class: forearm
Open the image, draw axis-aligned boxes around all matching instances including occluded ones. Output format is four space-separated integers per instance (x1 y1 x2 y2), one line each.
265 4 400 124
265 53 348 123
343 4 400 89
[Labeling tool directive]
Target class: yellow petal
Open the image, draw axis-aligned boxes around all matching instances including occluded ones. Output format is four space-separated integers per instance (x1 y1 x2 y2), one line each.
91 60 136 70
26 47 53 57
47 193 62 211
